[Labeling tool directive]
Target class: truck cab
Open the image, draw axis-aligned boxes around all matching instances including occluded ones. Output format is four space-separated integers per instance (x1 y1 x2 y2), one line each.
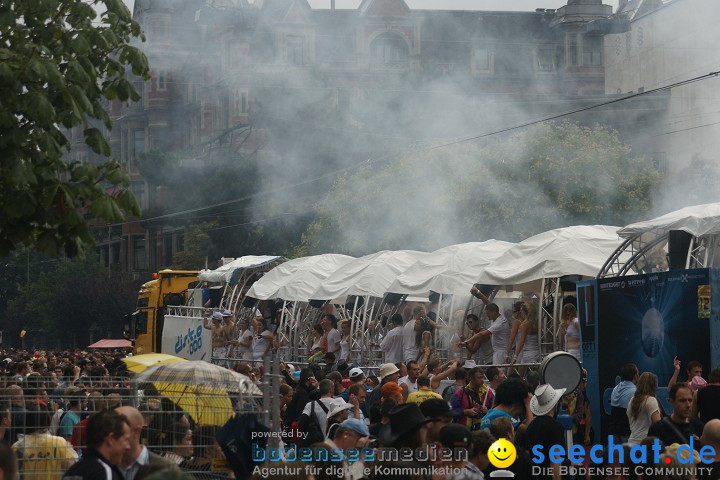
126 270 200 354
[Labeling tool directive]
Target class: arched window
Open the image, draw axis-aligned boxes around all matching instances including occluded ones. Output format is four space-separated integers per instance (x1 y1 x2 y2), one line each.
370 33 409 65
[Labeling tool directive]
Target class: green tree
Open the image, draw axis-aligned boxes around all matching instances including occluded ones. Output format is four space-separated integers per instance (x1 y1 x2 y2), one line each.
172 222 216 270
0 0 149 257
3 253 138 349
301 121 663 255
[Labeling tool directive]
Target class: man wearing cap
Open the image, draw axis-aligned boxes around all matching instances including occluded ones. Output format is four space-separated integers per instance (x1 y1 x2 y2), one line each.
220 310 236 359
407 376 443 405
338 368 366 402
203 309 226 364
325 418 371 480
367 364 400 410
380 314 404 364
525 384 567 480
419 398 455 443
438 424 484 480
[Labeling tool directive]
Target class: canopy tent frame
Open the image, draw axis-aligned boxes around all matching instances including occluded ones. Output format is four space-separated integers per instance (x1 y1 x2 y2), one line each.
599 203 720 278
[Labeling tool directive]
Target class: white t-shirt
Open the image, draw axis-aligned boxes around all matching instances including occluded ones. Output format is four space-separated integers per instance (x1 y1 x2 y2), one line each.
302 397 335 434
487 314 511 357
339 337 350 362
398 375 418 394
252 329 273 361
402 319 419 363
627 396 660 445
380 326 404 364
238 329 253 360
327 328 341 354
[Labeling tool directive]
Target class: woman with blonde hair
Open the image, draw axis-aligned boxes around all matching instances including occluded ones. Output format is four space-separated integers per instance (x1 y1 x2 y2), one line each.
503 301 525 365
561 303 581 362
339 320 351 363
627 372 661 445
513 302 540 376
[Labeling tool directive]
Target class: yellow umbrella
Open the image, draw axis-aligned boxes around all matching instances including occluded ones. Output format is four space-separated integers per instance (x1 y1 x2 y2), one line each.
122 353 187 373
150 382 235 427
135 360 261 427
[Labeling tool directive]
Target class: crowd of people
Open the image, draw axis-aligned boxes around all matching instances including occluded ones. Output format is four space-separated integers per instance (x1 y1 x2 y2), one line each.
0 349 235 480
243 348 720 480
2 289 720 480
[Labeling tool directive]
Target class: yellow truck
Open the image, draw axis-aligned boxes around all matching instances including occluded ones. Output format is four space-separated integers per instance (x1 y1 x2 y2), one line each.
125 270 200 354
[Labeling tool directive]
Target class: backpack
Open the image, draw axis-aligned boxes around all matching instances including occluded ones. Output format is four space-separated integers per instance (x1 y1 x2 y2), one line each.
298 400 329 447
442 384 461 402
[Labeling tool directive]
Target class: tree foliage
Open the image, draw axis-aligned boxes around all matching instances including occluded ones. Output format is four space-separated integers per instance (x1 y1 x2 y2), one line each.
3 253 138 349
301 121 663 255
172 222 216 270
0 0 149 257
137 149 313 260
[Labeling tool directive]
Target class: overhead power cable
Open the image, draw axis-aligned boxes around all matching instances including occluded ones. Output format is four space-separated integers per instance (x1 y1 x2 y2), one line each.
112 69 720 226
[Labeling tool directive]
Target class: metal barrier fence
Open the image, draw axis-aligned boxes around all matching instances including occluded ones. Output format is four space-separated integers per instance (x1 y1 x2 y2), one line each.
0 375 270 480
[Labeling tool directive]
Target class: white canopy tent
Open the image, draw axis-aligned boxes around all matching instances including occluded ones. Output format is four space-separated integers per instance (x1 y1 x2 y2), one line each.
246 254 355 302
309 250 430 302
600 202 720 277
307 250 430 366
474 225 624 354
198 255 286 312
619 202 720 240
476 225 624 290
198 256 284 285
386 240 514 296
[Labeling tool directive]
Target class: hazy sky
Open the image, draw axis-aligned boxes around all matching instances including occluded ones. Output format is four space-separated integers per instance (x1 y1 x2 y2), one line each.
123 0 620 13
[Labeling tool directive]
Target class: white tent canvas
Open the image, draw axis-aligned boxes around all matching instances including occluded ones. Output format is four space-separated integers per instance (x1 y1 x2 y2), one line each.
198 255 284 284
310 250 430 301
475 225 623 289
246 254 354 301
619 202 720 242
386 240 514 296
276 255 355 302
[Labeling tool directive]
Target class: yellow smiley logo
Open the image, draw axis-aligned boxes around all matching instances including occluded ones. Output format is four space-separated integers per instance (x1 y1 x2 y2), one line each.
488 438 517 469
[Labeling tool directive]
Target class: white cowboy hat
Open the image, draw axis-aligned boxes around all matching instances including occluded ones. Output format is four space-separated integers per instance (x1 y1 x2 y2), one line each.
530 384 566 416
327 399 354 419
462 360 477 369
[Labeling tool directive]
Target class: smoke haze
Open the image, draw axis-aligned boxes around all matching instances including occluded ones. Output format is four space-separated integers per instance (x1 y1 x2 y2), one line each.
125 0 719 258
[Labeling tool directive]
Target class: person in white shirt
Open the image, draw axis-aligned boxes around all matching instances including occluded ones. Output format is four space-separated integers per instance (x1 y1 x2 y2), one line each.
322 314 342 356
402 306 424 363
380 314 404 364
398 360 421 398
301 379 335 434
252 317 274 362
460 300 511 365
627 372 661 446
339 320 351 363
230 317 253 361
